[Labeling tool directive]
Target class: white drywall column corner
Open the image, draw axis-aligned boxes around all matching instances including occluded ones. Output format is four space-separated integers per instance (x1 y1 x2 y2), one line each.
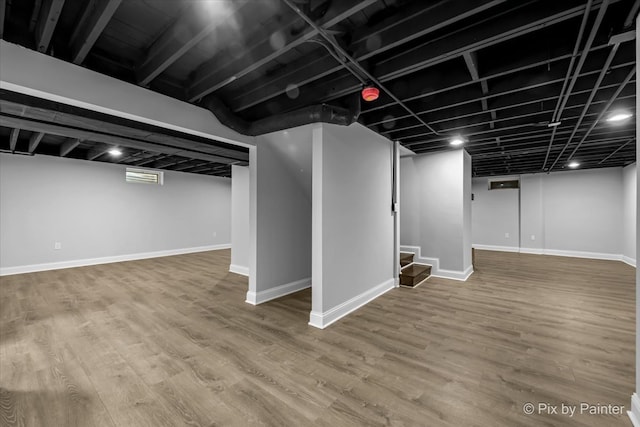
248 147 258 302
309 123 395 328
0 40 253 148
462 151 473 270
631 12 640 427
311 124 324 318
230 165 250 276
393 141 401 286
247 126 313 305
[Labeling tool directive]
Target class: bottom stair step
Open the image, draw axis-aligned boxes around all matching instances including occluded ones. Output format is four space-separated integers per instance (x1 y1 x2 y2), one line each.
400 264 431 287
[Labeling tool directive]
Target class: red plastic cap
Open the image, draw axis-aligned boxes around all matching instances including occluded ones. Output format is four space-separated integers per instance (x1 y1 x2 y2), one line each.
362 86 380 102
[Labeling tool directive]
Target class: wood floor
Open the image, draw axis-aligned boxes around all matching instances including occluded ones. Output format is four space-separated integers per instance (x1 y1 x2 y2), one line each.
0 249 635 427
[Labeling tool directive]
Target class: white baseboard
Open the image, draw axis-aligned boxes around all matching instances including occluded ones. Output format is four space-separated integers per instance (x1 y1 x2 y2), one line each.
309 278 395 329
519 247 544 255
481 246 633 266
245 277 311 305
543 248 622 261
229 264 249 276
0 244 232 276
629 393 640 427
400 245 472 281
432 264 474 281
472 244 519 253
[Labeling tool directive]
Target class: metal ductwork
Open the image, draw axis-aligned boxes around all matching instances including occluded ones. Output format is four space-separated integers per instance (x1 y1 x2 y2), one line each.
203 95 360 137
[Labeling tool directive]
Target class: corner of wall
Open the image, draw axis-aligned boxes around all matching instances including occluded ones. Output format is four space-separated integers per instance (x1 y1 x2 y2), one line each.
308 278 395 329
629 393 640 427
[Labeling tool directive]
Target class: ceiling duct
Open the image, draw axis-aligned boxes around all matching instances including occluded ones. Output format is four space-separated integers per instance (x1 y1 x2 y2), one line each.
204 94 360 136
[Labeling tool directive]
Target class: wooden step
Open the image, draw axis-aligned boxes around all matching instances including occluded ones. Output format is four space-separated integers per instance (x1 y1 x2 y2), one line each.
400 252 414 267
400 263 431 287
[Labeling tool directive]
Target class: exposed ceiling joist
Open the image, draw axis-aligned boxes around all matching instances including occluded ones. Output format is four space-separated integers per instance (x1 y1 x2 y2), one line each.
69 0 122 64
186 0 379 102
228 0 507 112
0 114 245 165
87 146 110 161
36 0 66 53
60 138 80 157
247 0 608 119
623 0 640 27
9 127 19 151
136 2 243 86
0 0 6 39
28 132 44 153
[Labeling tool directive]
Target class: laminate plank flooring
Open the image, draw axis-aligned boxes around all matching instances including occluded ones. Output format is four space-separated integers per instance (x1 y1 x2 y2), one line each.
0 249 635 426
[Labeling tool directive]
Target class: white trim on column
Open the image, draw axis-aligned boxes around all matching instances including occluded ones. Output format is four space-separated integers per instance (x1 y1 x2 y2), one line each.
229 264 249 276
622 256 637 268
309 278 395 329
629 393 640 427
0 244 231 276
245 277 311 305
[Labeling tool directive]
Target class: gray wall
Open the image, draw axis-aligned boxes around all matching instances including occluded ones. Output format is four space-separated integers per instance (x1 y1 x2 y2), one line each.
250 125 312 298
230 165 250 274
0 153 231 272
311 123 395 325
542 168 622 255
472 177 520 250
472 168 629 260
400 150 472 276
623 163 637 265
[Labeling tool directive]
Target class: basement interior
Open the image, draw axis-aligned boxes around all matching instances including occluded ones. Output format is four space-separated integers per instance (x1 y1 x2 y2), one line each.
0 1 638 426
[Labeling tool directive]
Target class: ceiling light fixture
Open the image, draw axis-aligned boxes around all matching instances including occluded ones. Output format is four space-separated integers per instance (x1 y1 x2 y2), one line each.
109 149 122 156
450 137 465 146
568 161 580 168
605 111 633 122
361 86 380 102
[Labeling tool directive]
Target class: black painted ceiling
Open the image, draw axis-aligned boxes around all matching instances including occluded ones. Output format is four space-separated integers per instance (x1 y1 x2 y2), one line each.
0 0 637 177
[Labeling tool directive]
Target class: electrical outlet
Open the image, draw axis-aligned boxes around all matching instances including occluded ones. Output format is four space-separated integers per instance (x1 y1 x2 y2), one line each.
504 232 510 238
54 242 62 250
530 235 536 241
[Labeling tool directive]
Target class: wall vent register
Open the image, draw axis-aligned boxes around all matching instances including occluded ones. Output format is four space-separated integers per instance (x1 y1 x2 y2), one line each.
126 168 164 185
488 179 519 190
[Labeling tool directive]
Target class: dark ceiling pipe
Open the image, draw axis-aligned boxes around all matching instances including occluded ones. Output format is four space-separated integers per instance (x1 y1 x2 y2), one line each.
541 0 603 171
204 94 360 137
282 0 441 136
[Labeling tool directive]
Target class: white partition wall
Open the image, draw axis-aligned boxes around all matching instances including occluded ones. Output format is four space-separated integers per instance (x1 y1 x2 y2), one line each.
247 125 313 305
630 12 640 427
623 164 637 267
230 165 250 276
309 123 396 329
400 150 473 280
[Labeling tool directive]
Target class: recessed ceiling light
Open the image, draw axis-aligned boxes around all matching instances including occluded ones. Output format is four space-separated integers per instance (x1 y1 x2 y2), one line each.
568 161 580 168
108 149 122 156
606 112 632 122
450 137 465 146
